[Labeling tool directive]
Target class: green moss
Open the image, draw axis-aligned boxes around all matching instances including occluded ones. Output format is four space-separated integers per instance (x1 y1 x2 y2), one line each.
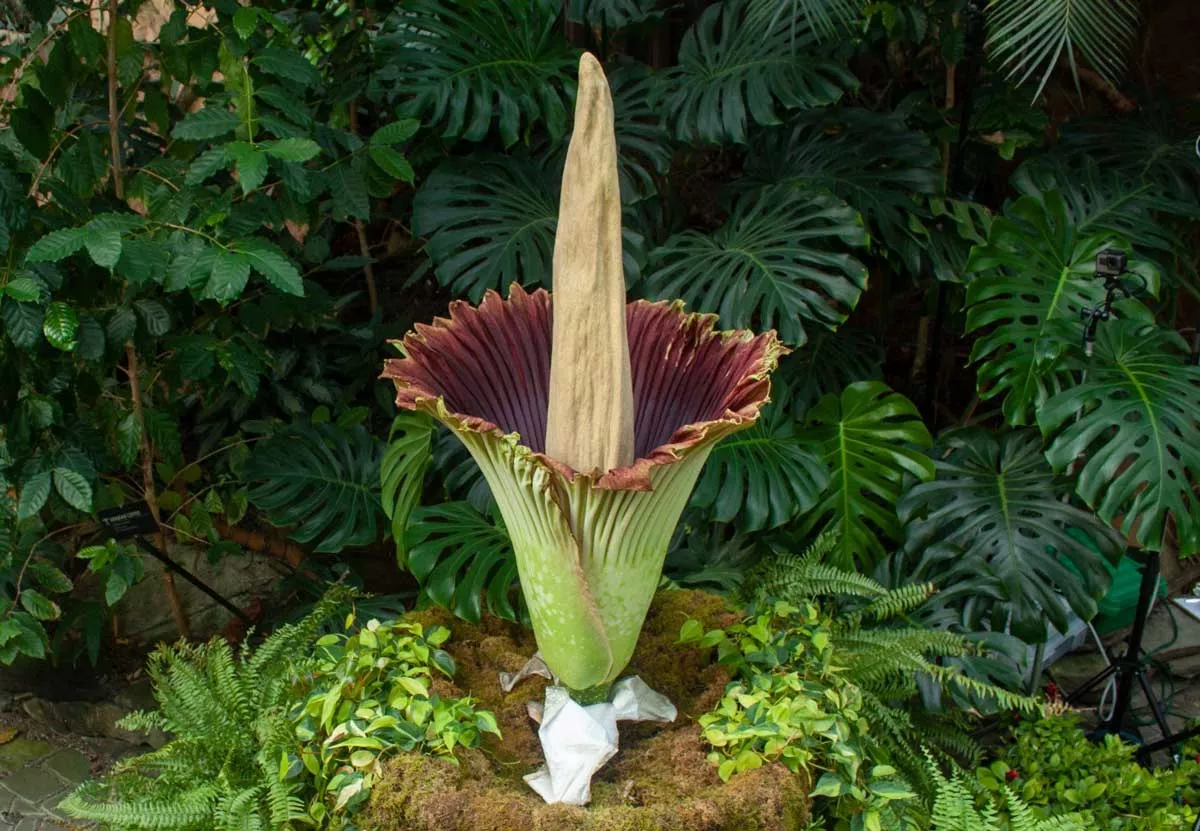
362 590 810 831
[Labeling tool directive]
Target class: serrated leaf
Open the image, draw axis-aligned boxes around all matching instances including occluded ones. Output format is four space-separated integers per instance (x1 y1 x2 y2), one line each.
369 145 414 183
329 164 370 220
234 238 304 296
20 590 59 621
171 107 241 141
134 299 171 336
84 230 123 269
53 467 93 512
75 313 105 361
205 251 252 303
186 146 229 186
116 412 142 468
796 382 935 570
232 5 258 39
3 277 41 302
370 120 420 147
264 138 321 162
42 301 79 351
27 562 72 594
226 142 268 195
2 301 43 348
252 49 322 88
26 228 86 263
144 409 183 466
18 472 51 520
106 306 136 344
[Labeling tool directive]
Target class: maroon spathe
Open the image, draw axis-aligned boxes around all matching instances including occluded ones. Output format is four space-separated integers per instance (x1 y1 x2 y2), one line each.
383 285 782 490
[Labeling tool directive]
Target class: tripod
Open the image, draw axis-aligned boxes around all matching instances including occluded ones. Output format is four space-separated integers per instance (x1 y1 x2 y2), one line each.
1065 550 1200 766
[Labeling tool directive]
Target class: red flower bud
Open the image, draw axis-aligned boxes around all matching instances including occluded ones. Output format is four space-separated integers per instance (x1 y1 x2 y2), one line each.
1006 769 1020 782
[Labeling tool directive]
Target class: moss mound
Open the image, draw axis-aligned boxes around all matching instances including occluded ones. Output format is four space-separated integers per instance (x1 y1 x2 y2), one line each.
365 590 809 831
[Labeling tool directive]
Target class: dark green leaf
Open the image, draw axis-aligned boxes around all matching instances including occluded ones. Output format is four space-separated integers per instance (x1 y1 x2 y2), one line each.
382 413 434 564
205 251 252 303
28 562 72 594
247 423 384 553
796 382 934 570
643 187 867 347
226 142 268 194
264 138 321 162
2 301 43 348
20 590 60 622
106 307 136 344
186 146 230 186
53 467 93 512
369 146 414 183
3 277 41 302
172 107 241 140
84 231 123 269
116 412 142 468
26 228 86 263
370 120 420 147
135 299 171 336
252 49 322 88
42 301 79 351
18 472 51 520
144 409 183 466
234 238 304 296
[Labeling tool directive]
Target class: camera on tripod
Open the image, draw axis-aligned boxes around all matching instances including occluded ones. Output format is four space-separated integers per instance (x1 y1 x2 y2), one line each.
1095 248 1128 279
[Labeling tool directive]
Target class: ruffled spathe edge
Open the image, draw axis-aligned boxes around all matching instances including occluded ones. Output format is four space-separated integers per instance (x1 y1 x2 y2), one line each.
381 284 788 492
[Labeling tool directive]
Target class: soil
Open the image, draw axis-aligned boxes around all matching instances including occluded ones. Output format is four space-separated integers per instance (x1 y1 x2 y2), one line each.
363 590 811 831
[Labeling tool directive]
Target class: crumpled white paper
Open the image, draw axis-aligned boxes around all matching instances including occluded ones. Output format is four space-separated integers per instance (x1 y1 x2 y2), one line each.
523 676 677 805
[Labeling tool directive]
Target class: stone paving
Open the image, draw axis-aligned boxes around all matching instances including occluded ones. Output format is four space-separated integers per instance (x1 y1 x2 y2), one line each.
0 736 92 831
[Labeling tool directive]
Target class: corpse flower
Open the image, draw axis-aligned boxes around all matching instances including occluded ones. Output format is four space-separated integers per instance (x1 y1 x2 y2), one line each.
384 54 782 698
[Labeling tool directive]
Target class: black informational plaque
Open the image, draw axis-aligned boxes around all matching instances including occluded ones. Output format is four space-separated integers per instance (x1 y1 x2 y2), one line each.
97 503 158 538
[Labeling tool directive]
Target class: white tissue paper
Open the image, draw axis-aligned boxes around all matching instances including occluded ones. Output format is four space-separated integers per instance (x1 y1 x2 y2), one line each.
523 676 677 806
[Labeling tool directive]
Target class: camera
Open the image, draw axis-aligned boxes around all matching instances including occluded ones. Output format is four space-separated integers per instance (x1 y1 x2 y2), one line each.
1095 248 1128 278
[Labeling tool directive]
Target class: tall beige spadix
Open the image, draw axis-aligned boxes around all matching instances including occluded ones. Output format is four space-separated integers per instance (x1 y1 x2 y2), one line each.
545 53 635 474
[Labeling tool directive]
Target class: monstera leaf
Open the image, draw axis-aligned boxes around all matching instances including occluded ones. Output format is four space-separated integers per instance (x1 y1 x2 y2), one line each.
795 381 935 570
964 191 1158 426
643 186 868 346
748 0 865 41
1038 322 1200 557
899 430 1123 639
405 501 521 623
413 155 645 301
381 412 434 564
657 0 855 143
377 0 576 147
779 326 884 418
690 382 828 532
744 109 939 276
566 0 659 28
247 423 384 553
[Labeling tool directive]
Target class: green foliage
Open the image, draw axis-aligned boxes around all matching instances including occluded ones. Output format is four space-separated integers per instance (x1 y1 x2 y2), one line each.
690 384 829 533
247 423 384 554
964 191 1158 425
993 713 1198 830
381 413 434 564
682 600 916 830
290 615 499 826
985 0 1140 102
1037 321 1200 556
926 755 1084 831
60 587 499 831
658 0 856 143
899 430 1122 641
795 382 934 570
405 502 522 623
376 0 576 147
643 186 868 347
59 587 355 830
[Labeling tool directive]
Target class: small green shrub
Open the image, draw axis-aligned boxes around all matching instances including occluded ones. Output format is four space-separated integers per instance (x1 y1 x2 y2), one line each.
992 713 1198 830
290 615 499 825
59 588 499 831
682 600 917 831
925 755 1083 831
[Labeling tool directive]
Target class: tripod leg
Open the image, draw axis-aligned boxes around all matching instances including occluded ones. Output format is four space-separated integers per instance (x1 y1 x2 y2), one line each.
1105 553 1161 734
1135 671 1173 742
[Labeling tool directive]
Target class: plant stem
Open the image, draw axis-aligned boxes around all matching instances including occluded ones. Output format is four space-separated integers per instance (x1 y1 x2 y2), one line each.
355 219 378 316
125 343 190 639
569 682 613 706
106 0 123 199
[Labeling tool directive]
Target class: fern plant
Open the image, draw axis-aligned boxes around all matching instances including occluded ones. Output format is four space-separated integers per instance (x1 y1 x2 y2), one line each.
59 587 356 830
925 754 1083 831
747 530 1038 799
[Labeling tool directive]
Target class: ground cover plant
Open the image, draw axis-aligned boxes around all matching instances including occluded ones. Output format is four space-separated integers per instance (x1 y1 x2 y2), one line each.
0 0 1196 829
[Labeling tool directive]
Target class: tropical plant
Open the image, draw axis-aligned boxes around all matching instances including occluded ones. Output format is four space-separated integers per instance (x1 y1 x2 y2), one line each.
924 754 1084 831
899 429 1123 640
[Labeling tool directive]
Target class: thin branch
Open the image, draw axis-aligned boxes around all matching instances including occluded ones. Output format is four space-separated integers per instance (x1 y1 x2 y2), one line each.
106 0 124 198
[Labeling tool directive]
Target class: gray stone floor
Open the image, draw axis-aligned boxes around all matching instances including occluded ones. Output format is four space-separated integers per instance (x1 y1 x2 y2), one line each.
0 736 92 830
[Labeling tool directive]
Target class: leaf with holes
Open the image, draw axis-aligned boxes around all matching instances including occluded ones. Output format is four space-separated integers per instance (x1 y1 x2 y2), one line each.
406 502 521 623
795 381 934 570
378 0 575 147
900 429 1122 639
964 192 1158 426
657 0 855 143
643 186 867 347
247 423 384 553
382 413 434 565
691 384 828 532
1038 321 1200 556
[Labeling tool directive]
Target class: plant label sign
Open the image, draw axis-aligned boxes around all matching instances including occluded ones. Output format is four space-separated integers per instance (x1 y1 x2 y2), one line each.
98 503 158 539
